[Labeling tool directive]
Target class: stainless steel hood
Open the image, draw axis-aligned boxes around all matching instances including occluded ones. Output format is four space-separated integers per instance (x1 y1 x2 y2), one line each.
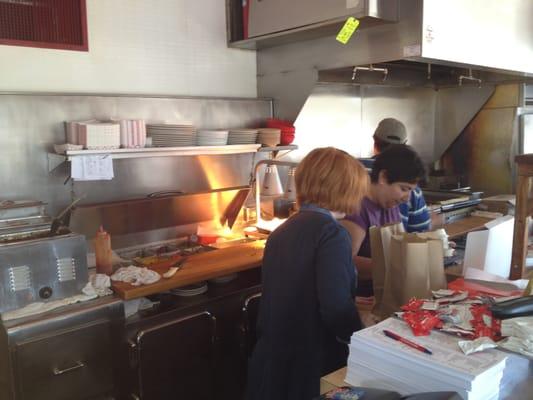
242 0 398 48
257 0 533 122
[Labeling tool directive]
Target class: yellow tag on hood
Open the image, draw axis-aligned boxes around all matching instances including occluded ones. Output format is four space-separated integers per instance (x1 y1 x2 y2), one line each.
336 17 360 44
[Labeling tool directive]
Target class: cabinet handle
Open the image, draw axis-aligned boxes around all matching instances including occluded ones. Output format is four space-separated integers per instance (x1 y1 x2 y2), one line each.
128 339 139 368
52 360 85 375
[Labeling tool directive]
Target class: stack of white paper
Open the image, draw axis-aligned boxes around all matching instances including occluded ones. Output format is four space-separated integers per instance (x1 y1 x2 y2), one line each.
346 318 508 400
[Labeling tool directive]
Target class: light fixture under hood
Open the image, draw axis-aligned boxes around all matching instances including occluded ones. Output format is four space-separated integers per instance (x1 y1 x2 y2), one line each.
261 163 284 196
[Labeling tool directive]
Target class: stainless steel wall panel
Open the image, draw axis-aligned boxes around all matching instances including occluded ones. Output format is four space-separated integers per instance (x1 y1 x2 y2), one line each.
0 94 271 215
434 86 495 160
291 83 436 163
69 187 251 249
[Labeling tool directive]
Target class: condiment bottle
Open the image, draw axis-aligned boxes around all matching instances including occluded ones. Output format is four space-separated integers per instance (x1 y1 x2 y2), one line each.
95 226 113 275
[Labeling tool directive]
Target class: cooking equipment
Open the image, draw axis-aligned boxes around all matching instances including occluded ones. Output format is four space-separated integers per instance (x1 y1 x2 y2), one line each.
50 196 84 236
491 295 533 320
220 187 251 229
273 198 295 219
0 233 89 314
424 189 483 225
254 159 299 233
0 200 51 243
70 186 252 250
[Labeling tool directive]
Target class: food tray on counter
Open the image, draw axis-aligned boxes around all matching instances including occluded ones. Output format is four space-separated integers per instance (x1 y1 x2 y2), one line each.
111 240 265 300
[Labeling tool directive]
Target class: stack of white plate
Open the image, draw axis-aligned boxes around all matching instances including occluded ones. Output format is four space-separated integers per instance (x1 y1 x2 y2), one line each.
208 273 238 285
170 281 208 297
196 130 229 146
258 128 281 147
147 124 196 147
228 129 258 145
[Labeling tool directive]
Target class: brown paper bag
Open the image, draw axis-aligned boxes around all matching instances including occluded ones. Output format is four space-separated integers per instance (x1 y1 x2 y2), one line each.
382 233 446 317
369 223 404 317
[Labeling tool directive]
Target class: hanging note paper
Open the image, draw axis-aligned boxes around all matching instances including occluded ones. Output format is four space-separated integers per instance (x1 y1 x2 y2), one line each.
336 17 360 44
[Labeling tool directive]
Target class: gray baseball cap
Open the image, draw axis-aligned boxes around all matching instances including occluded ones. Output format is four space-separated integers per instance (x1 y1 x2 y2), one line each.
373 118 407 144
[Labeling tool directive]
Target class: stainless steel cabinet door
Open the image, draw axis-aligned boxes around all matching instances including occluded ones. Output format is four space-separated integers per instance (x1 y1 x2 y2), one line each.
14 320 114 400
133 311 216 400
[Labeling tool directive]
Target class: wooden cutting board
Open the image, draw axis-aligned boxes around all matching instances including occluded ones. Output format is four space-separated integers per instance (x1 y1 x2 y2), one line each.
111 240 265 300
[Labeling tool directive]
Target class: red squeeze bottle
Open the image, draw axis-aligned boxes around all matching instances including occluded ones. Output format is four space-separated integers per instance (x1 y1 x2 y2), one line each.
95 226 113 275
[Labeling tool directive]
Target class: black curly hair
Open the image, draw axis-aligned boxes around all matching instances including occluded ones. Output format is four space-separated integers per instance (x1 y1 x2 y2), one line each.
370 144 426 184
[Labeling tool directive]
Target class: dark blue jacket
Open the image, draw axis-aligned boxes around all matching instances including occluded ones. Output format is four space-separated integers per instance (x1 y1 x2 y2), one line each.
246 205 362 400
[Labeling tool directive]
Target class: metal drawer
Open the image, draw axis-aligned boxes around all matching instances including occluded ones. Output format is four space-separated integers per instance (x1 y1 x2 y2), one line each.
14 320 114 400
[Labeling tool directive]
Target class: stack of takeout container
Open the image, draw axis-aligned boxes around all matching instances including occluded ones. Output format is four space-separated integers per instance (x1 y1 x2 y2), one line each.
65 120 97 144
117 119 147 148
65 120 122 150
228 129 258 144
77 122 121 150
146 123 196 147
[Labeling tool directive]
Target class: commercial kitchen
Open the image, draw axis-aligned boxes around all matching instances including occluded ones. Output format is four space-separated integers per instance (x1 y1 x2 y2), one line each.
0 1 532 399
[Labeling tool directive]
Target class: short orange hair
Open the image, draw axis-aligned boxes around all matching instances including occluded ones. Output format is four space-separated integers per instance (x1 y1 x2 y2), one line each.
295 147 368 215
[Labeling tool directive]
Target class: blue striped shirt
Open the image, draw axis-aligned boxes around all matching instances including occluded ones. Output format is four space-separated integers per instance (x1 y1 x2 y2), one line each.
399 187 431 232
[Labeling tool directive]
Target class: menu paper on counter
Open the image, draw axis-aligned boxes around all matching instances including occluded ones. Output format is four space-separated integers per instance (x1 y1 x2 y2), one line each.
346 318 508 400
71 155 114 181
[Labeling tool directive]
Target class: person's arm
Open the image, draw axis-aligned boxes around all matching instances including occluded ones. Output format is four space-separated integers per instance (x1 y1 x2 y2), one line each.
340 219 373 280
406 188 431 232
315 226 363 340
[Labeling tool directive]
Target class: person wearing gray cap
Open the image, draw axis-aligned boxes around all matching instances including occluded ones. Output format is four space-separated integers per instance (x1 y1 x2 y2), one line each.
373 117 408 150
360 118 431 233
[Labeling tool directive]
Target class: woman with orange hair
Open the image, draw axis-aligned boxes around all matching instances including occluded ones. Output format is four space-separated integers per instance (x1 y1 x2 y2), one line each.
246 147 369 400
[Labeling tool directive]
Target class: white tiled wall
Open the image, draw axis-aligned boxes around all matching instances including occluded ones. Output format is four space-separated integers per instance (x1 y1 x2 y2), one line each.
0 0 257 97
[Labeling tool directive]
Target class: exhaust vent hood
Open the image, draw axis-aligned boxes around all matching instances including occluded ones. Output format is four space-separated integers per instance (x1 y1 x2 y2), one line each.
257 0 533 121
241 0 398 49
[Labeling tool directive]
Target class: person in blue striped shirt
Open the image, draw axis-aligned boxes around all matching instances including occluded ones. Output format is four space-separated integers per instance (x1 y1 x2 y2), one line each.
360 118 431 233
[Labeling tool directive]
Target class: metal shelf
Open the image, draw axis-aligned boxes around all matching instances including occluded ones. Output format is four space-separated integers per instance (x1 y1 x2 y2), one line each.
47 144 262 174
63 144 261 160
257 145 297 152
257 144 298 159
47 144 298 174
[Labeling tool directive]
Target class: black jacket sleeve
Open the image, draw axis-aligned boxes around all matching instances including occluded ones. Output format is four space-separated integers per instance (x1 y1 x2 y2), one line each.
315 223 363 341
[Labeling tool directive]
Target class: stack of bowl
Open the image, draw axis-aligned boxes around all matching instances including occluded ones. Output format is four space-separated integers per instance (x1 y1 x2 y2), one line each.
257 128 281 147
266 118 295 145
